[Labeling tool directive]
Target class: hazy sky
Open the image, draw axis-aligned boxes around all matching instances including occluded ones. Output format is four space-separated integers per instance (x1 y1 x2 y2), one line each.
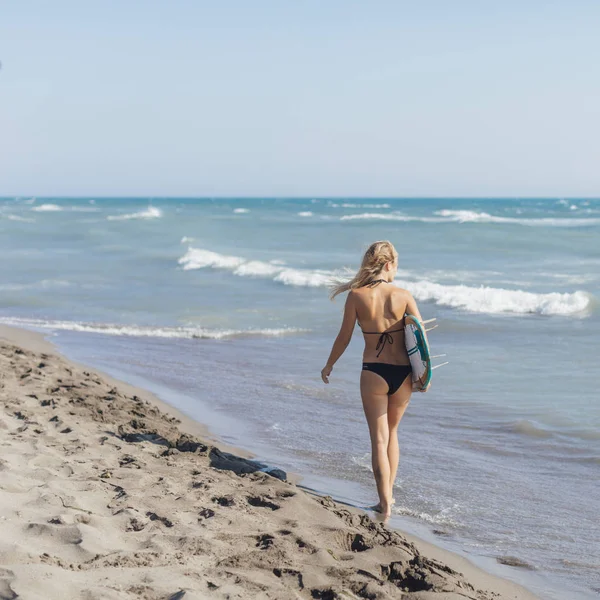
1 1 599 197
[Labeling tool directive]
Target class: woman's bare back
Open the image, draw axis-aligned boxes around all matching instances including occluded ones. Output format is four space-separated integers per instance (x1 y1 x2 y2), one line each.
351 284 413 364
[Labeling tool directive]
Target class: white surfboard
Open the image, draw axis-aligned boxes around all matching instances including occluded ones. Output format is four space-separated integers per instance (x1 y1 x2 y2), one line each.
404 314 432 392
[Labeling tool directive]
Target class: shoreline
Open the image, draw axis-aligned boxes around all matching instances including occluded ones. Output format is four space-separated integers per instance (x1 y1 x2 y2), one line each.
0 324 540 599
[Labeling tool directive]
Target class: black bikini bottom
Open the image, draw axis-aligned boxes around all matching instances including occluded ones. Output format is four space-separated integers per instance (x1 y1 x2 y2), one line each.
362 363 412 395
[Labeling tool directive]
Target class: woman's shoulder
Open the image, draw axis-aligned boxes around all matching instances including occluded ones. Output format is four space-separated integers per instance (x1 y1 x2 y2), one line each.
389 285 413 300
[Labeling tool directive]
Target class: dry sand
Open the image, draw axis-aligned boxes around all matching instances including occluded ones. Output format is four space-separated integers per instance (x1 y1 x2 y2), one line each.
0 325 540 600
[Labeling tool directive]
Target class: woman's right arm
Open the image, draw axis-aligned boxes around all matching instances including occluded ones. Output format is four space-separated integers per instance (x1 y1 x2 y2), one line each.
405 290 423 322
321 292 357 384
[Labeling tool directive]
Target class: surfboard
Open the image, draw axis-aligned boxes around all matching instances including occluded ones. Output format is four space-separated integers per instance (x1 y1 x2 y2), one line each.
404 314 432 392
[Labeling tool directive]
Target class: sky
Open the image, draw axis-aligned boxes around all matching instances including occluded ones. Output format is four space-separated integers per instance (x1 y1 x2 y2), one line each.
1 1 599 197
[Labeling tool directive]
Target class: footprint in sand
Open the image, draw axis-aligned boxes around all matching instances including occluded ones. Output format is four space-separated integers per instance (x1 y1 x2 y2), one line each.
26 522 83 545
126 517 147 532
273 568 304 590
246 496 280 511
0 567 17 600
198 508 215 520
211 495 235 507
255 533 275 549
145 512 174 528
294 537 318 554
343 532 372 553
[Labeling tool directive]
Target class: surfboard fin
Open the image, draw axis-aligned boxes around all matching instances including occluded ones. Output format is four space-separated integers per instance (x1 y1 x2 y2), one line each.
430 354 447 359
425 324 438 333
422 318 437 324
431 362 449 370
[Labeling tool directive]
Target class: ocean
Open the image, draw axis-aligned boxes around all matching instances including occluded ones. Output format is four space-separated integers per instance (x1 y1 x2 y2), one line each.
1 197 598 599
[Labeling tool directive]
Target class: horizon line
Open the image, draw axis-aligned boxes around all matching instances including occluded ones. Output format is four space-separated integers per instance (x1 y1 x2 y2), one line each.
2 195 599 200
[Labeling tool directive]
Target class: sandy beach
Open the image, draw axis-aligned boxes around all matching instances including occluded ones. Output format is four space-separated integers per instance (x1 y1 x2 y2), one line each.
0 324 539 600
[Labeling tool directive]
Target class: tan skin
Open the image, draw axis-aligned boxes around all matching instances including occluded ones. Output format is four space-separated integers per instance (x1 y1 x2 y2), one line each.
321 257 424 519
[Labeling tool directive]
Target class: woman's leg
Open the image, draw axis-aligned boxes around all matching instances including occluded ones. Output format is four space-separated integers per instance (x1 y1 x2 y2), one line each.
386 374 412 500
360 371 393 517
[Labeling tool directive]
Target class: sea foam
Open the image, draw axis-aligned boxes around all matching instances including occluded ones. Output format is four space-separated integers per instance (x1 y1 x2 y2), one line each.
340 210 600 227
433 210 600 227
4 214 34 222
0 316 307 340
399 279 592 316
340 213 444 223
178 246 593 316
329 203 392 208
32 204 62 212
178 247 333 286
107 206 162 221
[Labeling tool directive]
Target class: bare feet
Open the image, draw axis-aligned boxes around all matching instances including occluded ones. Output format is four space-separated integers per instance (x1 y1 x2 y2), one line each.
370 498 395 516
373 502 392 520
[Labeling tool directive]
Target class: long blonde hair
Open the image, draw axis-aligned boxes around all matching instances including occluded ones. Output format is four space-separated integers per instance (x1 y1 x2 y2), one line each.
330 241 398 300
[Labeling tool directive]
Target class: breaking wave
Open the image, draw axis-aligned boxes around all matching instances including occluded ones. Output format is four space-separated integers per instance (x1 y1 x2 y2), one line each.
341 210 600 227
3 214 34 222
340 212 443 223
178 247 334 288
329 203 392 208
435 209 600 226
107 206 162 221
178 246 593 316
395 278 593 316
32 204 62 212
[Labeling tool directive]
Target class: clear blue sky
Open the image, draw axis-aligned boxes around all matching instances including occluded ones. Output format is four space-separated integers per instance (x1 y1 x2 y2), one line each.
1 1 599 197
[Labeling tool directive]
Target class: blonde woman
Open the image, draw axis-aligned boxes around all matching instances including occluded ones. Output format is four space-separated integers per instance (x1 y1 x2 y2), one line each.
321 241 423 519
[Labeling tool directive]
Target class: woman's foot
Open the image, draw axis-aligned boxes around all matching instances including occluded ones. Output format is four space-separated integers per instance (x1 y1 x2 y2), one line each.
374 501 392 519
370 498 395 515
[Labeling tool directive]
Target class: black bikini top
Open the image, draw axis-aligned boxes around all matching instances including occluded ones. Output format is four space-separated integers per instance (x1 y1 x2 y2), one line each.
361 326 404 357
366 278 388 287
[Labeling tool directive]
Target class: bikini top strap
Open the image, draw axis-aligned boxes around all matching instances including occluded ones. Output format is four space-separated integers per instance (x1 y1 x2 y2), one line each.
364 278 388 288
361 327 404 334
359 325 405 357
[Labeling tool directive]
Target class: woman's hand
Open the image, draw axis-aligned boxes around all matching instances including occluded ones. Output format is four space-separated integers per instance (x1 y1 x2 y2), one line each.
321 364 332 384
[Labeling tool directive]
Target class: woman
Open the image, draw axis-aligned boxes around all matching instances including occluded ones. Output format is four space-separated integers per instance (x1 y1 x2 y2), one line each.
321 241 424 519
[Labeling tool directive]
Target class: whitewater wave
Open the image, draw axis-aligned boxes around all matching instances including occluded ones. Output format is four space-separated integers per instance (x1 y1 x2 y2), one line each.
329 203 392 208
178 247 593 316
340 210 600 227
297 211 313 217
107 206 162 221
178 247 335 287
434 210 600 227
393 504 462 528
233 208 250 214
341 212 444 223
32 204 62 212
396 278 592 316
0 316 307 340
3 214 34 222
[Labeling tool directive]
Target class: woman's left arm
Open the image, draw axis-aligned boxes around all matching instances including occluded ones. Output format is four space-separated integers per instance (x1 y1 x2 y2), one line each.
321 292 357 384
